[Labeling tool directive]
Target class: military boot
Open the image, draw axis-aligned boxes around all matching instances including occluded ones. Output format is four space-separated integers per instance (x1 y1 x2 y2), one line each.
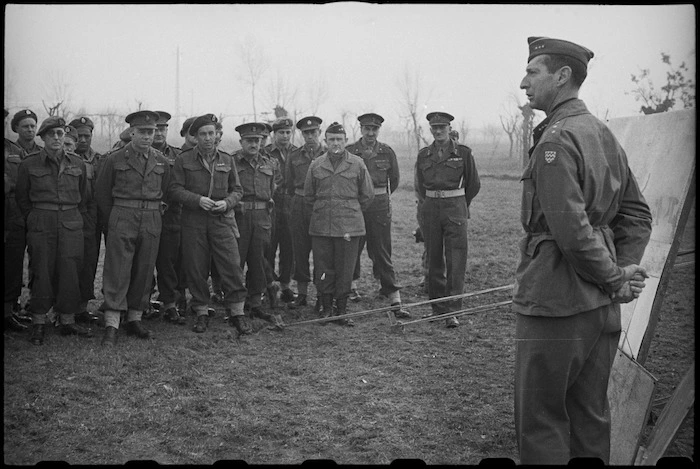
319 295 334 323
29 324 45 345
333 297 354 327
288 293 307 310
125 320 155 339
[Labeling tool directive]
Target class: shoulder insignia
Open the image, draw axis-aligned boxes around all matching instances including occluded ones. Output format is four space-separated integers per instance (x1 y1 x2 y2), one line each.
544 150 557 164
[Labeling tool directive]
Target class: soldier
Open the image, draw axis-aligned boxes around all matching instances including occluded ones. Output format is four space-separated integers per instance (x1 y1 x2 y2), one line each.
305 122 374 326
264 117 298 304
68 116 102 324
233 122 283 326
150 111 187 324
347 113 410 319
208 119 231 307
12 109 43 155
180 116 197 152
169 113 252 335
112 127 132 150
4 109 31 331
15 116 92 345
285 116 326 310
415 111 480 328
63 125 78 153
95 110 170 346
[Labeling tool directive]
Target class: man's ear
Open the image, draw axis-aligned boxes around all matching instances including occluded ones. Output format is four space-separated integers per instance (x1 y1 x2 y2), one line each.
556 66 572 87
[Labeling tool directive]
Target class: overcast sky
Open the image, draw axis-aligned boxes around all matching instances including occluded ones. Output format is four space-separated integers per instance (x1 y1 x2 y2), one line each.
4 3 696 136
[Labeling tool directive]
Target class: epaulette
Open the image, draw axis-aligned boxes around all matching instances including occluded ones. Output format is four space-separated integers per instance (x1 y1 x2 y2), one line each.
417 146 431 157
456 143 472 151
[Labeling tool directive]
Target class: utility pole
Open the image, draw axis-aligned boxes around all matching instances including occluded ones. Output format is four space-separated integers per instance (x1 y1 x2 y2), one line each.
175 45 180 135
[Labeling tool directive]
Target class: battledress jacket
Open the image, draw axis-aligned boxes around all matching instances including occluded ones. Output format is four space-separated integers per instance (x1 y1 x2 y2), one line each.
512 99 652 318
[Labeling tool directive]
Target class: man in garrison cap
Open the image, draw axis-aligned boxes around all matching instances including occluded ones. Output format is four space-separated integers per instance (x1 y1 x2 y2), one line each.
168 114 252 336
68 116 103 325
285 116 326 311
263 117 298 306
415 111 480 329
304 122 374 326
232 122 284 327
15 116 92 345
180 116 198 152
512 37 652 465
95 110 171 346
346 113 410 320
12 109 43 155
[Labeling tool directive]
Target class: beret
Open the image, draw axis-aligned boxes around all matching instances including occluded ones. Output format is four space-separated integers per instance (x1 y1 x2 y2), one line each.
154 111 172 126
64 125 79 142
272 117 294 131
11 109 38 132
325 122 346 135
357 113 384 127
262 123 273 136
180 116 196 137
426 112 454 126
235 122 266 138
37 116 67 137
69 116 95 131
189 113 218 136
120 127 132 142
527 36 594 67
296 116 322 131
125 110 159 129
449 130 459 139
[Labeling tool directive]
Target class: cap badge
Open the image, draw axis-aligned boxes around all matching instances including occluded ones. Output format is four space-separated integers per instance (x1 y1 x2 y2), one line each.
81 117 86 123
307 120 311 125
25 110 31 115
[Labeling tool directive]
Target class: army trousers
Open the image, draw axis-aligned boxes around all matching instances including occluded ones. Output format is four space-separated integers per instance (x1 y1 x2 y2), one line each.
155 219 185 306
514 304 620 465
312 236 360 299
290 195 314 284
353 195 400 295
102 206 161 313
182 210 247 314
4 214 25 305
25 208 84 317
266 193 294 285
236 207 272 307
78 217 100 306
420 197 469 314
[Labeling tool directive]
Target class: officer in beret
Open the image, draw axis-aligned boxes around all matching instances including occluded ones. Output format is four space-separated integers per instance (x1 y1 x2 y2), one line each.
180 116 198 151
4 110 31 331
233 122 284 327
264 116 298 305
15 116 92 345
513 36 652 465
168 113 252 335
12 109 43 155
346 113 410 319
148 111 187 323
415 111 480 328
68 116 103 324
304 122 374 325
285 116 326 311
95 110 171 346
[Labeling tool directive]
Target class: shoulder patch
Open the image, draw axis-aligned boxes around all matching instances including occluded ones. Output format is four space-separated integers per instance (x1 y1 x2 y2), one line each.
544 150 557 164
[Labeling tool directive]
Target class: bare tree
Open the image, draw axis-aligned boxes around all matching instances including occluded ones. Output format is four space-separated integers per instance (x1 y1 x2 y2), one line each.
519 103 535 168
456 119 469 144
42 70 72 118
305 73 329 117
397 65 431 153
4 66 18 110
483 123 501 157
628 52 696 114
340 109 359 143
499 95 523 159
238 36 269 121
267 68 298 117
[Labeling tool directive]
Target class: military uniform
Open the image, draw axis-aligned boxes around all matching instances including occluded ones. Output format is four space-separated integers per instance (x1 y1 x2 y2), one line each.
513 37 653 464
168 113 251 335
95 111 170 344
15 116 91 344
415 112 480 325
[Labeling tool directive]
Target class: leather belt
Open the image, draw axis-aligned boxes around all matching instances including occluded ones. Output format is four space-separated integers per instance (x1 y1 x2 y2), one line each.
425 189 464 198
113 199 162 210
32 202 78 211
241 201 268 210
373 186 389 195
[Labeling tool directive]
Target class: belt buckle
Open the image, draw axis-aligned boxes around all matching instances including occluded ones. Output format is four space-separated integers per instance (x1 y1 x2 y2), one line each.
435 190 444 198
140 200 147 209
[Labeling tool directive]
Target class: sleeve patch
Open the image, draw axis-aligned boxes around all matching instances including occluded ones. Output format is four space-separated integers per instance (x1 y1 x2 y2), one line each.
544 150 557 164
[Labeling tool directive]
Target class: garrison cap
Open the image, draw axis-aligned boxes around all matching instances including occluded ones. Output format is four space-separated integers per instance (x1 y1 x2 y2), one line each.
272 117 294 131
69 116 95 131
325 122 346 135
11 109 38 132
357 113 384 127
65 125 79 142
189 113 218 136
180 116 196 137
125 110 159 129
426 111 454 126
235 122 266 138
527 36 594 67
154 111 172 126
296 116 322 131
119 127 132 142
37 116 67 137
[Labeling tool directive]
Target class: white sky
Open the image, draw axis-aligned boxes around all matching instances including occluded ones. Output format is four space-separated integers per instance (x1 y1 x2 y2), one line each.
4 3 696 136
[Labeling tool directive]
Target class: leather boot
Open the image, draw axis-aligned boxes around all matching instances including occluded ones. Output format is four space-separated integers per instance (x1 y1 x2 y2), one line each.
319 295 333 321
30 324 45 345
102 326 118 347
333 297 354 327
125 320 155 339
288 293 307 310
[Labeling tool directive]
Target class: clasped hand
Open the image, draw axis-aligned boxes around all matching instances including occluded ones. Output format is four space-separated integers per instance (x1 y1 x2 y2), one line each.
199 197 227 213
611 264 649 303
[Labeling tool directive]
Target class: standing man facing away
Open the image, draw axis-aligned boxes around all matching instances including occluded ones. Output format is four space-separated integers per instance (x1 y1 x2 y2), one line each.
179 116 198 152
415 111 480 328
169 114 252 335
95 110 170 346
304 122 374 325
513 36 652 465
347 113 410 319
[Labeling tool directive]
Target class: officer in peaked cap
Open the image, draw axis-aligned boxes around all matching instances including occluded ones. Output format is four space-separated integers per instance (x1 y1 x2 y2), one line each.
286 116 325 311
514 36 651 465
12 109 42 154
415 111 480 329
15 115 91 344
95 110 170 346
346 112 409 318
264 116 298 305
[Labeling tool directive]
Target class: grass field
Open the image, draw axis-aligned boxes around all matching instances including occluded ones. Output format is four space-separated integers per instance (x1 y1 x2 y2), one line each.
3 153 694 465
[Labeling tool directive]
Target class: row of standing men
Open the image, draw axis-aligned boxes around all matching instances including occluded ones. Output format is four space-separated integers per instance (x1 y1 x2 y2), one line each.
4 108 481 347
